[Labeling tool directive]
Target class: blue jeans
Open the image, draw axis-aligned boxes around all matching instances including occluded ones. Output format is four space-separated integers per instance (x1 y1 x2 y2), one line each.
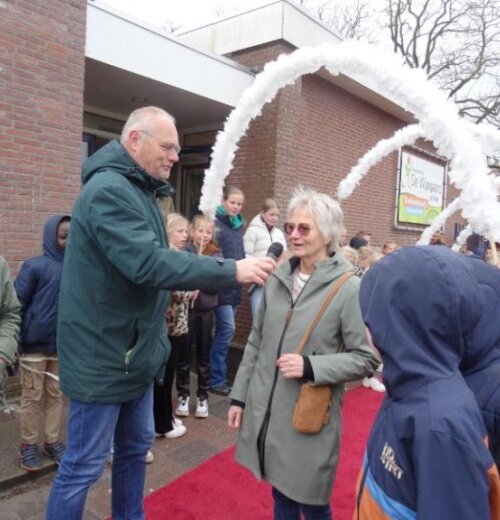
46 386 154 520
272 487 332 520
250 287 263 321
210 304 235 387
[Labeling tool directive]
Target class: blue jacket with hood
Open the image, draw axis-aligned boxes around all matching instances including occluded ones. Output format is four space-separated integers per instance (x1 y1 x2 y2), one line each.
14 215 70 354
460 257 500 470
354 246 500 520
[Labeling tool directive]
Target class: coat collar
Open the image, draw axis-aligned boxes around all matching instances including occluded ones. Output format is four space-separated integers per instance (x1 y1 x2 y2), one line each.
273 251 353 293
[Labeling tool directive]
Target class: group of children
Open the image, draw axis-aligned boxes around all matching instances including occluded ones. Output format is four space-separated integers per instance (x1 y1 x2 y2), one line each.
152 213 221 451
152 187 288 450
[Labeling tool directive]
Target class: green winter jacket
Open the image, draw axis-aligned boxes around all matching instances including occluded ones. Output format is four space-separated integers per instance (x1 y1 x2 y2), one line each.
231 253 379 505
58 140 237 403
0 256 21 364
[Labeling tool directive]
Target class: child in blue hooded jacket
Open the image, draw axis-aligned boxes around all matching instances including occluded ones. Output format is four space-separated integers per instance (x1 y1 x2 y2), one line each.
15 215 70 471
460 256 500 471
355 246 500 519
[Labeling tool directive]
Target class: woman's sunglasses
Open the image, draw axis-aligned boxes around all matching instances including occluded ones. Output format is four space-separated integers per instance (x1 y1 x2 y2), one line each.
284 223 311 237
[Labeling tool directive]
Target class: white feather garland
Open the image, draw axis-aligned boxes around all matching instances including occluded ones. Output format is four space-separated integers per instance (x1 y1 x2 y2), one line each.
200 40 500 242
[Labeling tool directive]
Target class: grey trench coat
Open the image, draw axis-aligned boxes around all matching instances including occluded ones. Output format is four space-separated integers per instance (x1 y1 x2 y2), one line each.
230 253 379 505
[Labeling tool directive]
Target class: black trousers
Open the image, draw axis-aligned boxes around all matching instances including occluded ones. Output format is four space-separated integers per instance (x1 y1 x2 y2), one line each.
153 333 187 434
176 311 213 400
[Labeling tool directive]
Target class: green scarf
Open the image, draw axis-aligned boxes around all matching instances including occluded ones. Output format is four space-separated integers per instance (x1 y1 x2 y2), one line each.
216 205 245 230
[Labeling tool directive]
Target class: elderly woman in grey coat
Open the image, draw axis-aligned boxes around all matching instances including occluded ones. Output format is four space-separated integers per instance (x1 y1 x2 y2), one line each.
228 186 378 520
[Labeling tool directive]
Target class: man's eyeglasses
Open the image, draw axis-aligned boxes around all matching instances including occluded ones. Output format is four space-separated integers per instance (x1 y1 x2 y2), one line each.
138 130 181 154
284 223 311 236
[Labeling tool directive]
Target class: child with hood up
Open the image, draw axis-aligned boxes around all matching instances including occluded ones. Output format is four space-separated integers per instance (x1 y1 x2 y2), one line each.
355 246 500 519
460 257 500 471
15 215 70 471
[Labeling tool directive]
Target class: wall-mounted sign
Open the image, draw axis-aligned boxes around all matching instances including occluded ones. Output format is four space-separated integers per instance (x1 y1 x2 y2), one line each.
396 149 447 226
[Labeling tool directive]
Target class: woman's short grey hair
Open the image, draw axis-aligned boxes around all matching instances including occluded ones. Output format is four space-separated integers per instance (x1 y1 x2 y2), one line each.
287 186 343 255
120 106 176 144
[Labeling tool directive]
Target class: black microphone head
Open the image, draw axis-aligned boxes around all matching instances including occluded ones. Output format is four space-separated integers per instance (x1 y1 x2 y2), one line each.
267 242 284 260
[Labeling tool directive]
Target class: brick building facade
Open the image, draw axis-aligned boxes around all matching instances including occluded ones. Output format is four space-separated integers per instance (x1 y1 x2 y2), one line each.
0 0 87 272
1 0 465 345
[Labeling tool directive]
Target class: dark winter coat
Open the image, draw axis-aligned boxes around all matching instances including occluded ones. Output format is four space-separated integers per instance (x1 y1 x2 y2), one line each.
356 246 500 519
57 140 237 403
215 212 245 306
461 257 500 470
185 241 220 312
14 215 69 354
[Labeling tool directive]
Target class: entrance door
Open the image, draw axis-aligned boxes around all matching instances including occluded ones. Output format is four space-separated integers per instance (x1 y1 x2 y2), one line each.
179 164 209 220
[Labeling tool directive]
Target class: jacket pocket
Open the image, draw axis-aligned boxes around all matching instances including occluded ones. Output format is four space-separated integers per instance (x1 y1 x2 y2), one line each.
123 320 139 374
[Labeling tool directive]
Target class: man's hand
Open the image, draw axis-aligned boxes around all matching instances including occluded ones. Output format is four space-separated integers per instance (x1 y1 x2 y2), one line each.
277 353 304 379
235 257 275 285
228 405 244 429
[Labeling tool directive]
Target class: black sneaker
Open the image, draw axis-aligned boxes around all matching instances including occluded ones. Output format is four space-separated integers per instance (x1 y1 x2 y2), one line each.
19 443 42 472
209 385 232 396
43 441 65 465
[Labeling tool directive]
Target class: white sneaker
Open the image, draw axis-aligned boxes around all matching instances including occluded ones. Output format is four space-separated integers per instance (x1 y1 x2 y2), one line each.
195 398 209 418
145 450 154 464
165 422 187 439
175 396 190 417
173 417 183 427
362 376 386 393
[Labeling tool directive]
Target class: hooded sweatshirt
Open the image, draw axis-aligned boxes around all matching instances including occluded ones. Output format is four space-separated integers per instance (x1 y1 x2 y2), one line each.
355 246 500 520
57 140 237 403
460 257 500 469
14 215 70 354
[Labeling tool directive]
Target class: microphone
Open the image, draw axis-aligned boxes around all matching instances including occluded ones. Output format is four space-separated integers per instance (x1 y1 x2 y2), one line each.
248 242 284 296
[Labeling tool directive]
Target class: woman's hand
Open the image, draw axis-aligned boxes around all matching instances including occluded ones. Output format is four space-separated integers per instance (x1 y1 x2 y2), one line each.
228 405 244 430
277 353 304 379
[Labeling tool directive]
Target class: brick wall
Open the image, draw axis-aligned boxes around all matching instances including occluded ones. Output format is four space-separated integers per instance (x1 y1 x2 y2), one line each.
229 41 465 345
0 0 87 273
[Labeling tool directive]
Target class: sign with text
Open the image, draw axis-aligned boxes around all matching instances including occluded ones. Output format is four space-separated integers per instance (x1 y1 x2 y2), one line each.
397 150 446 225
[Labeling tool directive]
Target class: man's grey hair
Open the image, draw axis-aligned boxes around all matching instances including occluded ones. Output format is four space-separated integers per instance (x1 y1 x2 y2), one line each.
287 186 343 255
120 106 176 144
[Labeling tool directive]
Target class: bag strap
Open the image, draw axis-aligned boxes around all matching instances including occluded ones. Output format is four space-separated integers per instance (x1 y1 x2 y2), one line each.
294 271 354 355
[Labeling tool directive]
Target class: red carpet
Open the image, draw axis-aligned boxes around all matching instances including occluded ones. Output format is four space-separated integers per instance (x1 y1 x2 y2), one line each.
144 387 384 519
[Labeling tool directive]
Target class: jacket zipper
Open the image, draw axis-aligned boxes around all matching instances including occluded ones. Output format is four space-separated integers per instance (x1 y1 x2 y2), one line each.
257 274 310 476
124 349 132 374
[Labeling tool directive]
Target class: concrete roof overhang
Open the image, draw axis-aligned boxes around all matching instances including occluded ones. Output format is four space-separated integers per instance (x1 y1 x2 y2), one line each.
84 1 255 129
179 0 416 124
84 0 415 135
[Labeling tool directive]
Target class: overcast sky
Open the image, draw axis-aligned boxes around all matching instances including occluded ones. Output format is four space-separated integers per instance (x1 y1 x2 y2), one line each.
100 0 277 31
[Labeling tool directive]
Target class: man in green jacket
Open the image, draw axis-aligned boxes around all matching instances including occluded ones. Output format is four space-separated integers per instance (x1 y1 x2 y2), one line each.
0 256 21 410
46 106 274 520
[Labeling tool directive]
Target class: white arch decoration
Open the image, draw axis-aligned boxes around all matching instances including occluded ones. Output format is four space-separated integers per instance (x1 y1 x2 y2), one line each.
451 176 500 252
199 40 500 243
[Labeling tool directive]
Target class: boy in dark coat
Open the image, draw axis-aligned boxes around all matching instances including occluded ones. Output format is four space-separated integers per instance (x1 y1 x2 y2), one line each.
15 214 70 471
460 257 500 471
355 246 500 519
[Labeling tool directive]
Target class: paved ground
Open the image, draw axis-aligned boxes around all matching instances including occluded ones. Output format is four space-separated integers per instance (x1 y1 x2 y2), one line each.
0 348 244 519
0 348 368 519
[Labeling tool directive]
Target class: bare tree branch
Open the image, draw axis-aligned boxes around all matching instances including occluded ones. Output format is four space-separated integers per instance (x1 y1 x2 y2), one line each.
302 0 500 126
